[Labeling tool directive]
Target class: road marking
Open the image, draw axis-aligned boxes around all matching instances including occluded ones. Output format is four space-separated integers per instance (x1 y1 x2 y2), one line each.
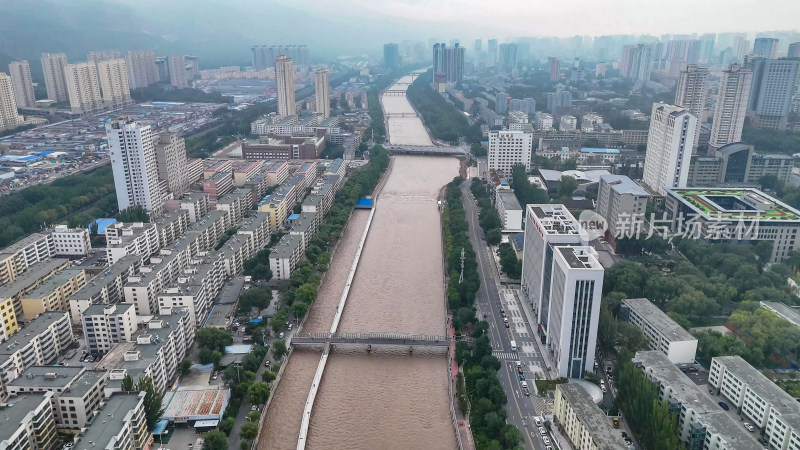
504 361 536 450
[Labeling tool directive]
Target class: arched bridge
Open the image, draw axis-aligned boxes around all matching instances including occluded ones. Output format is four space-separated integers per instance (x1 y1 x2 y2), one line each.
291 332 470 348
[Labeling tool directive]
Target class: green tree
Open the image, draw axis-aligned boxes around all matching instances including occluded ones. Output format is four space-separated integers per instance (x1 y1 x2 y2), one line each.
485 228 502 245
196 328 233 352
262 370 277 383
202 430 228 450
239 421 259 440
272 339 288 360
198 348 223 366
136 376 165 431
117 205 150 222
247 411 261 422
248 382 271 405
121 374 134 392
219 417 235 436
292 301 309 319
558 175 578 198
179 358 192 376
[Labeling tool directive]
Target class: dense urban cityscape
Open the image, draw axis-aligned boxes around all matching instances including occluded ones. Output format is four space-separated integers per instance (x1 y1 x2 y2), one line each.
1 2 800 450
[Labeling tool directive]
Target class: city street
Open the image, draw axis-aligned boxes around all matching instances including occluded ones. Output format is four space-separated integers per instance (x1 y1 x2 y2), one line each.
460 181 562 450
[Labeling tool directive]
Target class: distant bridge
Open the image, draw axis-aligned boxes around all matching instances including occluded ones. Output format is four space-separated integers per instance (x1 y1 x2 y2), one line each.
385 145 468 156
291 332 469 348
385 112 418 118
382 89 407 96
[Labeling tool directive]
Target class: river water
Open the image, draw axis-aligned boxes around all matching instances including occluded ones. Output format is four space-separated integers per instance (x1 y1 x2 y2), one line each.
384 74 434 146
257 77 458 450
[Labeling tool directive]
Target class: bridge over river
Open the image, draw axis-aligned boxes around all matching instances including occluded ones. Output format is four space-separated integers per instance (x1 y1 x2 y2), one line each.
292 332 471 348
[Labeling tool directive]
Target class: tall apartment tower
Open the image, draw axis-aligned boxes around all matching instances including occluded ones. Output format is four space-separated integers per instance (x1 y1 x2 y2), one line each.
487 130 533 173
788 42 800 58
549 57 560 82
674 65 709 150
314 69 330 118
487 39 498 66
709 64 752 152
167 55 189 89
64 62 103 114
498 43 517 73
747 58 800 130
8 61 36 108
252 45 269 70
96 58 132 109
753 37 779 58
275 55 296 117
106 118 164 218
383 43 401 69
642 103 697 194
154 133 190 198
0 73 23 131
40 52 69 102
125 50 159 88
87 50 121 64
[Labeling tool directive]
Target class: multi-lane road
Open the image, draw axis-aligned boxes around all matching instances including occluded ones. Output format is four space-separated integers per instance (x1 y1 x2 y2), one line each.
460 181 562 450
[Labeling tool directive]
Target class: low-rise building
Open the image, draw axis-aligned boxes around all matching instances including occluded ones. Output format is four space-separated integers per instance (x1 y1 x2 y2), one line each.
0 233 55 285
264 160 290 186
158 255 225 327
6 366 108 429
214 189 252 225
81 303 137 355
635 351 759 450
0 259 70 338
495 190 523 230
51 225 92 257
202 170 234 200
553 383 628 450
294 161 318 192
709 355 800 450
258 181 298 230
0 392 58 450
67 255 141 323
687 143 793 187
164 192 209 223
596 174 650 239
620 298 697 364
269 234 304 280
20 269 86 320
72 392 148 450
759 301 800 330
233 160 263 187
0 311 74 386
203 160 233 180
186 158 204 185
243 173 270 205
153 209 190 249
241 135 324 160
105 222 159 265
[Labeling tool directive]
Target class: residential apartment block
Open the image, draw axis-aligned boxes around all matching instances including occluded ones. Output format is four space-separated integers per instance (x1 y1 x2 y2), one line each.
554 383 628 449
0 392 58 450
81 303 137 354
0 233 56 285
0 312 74 386
487 130 533 174
72 392 148 450
620 298 697 364
595 174 650 238
51 225 92 257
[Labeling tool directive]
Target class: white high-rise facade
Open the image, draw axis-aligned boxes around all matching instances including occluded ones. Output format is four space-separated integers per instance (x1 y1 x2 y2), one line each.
748 58 799 131
107 118 164 218
709 64 752 152
314 69 330 118
0 73 23 131
674 64 709 150
642 103 697 194
155 133 190 198
167 55 189 89
487 130 533 174
64 62 103 114
41 52 69 102
275 55 296 117
97 58 132 109
126 50 159 89
8 60 36 108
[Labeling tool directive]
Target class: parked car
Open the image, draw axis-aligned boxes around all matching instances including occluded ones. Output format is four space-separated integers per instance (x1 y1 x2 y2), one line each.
519 374 526 381
744 422 755 432
251 405 258 411
539 427 546 435
718 401 729 411
504 322 510 328
543 437 550 445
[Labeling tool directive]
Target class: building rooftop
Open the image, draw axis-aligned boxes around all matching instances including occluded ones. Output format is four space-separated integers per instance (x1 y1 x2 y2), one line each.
0 393 52 438
666 188 800 221
601 174 650 197
635 351 759 449
82 302 134 317
623 298 696 342
714 355 800 423
270 235 303 259
265 160 288 173
297 161 316 174
8 365 83 389
74 393 144 450
496 191 522 211
529 204 581 235
556 246 602 269
23 269 84 299
0 232 51 257
760 301 800 329
556 384 628 448
0 311 70 356
325 158 344 175
1 258 70 300
67 255 140 302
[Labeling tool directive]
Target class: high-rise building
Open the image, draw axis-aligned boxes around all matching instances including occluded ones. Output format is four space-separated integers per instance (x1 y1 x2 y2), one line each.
642 103 697 194
487 130 533 174
432 43 464 83
495 91 508 114
185 56 200 80
314 69 330 119
125 50 159 89
8 60 36 108
753 37 779 58
155 57 169 82
253 45 310 69
252 45 269 70
546 91 572 113
155 133 189 198
167 55 189 89
709 64 752 152
487 39 498 66
498 43 517 73
474 38 482 53
788 42 800 58
549 57 561 82
619 45 635 78
40 52 69 102
631 44 654 82
0 73 23 131
275 55 296 117
383 43 401 69
748 58 799 130
96 58 131 109
106 118 164 218
87 50 121 64
674 65 709 150
699 34 716 63
64 62 103 114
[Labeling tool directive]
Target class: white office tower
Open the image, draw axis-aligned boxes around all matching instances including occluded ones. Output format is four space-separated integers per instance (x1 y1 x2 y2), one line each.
275 55 296 117
8 60 36 107
709 64 752 153
0 73 23 131
64 62 103 114
167 55 189 89
155 133 190 198
314 69 330 118
40 52 69 102
642 103 697 194
125 50 159 89
674 65 709 150
748 58 800 131
107 118 164 218
547 246 603 378
487 130 533 174
97 58 132 109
